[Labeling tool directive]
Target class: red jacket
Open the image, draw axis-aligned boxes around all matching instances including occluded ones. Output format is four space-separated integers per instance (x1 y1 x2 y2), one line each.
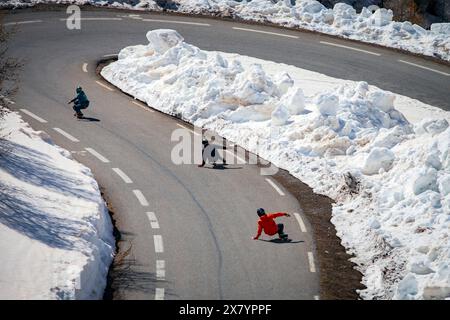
254 213 286 239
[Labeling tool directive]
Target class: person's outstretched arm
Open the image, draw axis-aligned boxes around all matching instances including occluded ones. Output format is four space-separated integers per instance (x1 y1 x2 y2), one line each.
253 222 263 240
267 212 290 219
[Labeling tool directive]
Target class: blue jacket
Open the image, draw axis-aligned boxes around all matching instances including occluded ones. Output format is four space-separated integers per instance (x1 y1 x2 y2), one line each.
75 91 89 104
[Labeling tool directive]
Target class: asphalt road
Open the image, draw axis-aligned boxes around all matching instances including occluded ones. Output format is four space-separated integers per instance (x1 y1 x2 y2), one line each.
3 7 449 300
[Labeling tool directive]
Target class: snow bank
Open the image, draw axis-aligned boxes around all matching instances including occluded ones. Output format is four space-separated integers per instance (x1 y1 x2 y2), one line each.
102 30 450 299
0 108 114 299
2 0 449 62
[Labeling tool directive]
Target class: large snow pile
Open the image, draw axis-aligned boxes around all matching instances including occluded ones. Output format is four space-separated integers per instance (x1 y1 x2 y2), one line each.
102 30 450 299
0 108 114 299
2 0 449 61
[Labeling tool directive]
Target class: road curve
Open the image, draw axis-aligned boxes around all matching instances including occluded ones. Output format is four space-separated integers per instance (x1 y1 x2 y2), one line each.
3 7 449 300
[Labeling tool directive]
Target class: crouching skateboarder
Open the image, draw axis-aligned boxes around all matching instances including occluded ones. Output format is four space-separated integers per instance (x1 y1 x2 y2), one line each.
253 208 291 241
68 86 90 119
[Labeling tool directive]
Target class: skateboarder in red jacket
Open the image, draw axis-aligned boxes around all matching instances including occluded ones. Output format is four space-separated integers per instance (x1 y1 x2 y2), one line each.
253 208 290 240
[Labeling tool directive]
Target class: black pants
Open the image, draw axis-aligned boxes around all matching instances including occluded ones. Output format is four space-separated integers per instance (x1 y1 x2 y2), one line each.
277 223 286 237
73 101 89 114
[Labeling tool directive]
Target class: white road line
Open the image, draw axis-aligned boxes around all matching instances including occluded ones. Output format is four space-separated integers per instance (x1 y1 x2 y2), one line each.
155 288 165 300
82 63 88 73
398 59 450 76
308 252 316 273
4 20 43 26
85 147 110 163
53 128 79 142
156 260 166 280
154 235 164 253
265 178 285 196
142 18 210 26
133 190 149 207
20 109 47 123
112 168 133 184
314 295 320 300
225 149 246 164
59 17 122 21
233 27 299 39
146 212 160 229
320 41 381 56
293 213 307 233
131 100 154 112
176 123 201 136
95 80 114 91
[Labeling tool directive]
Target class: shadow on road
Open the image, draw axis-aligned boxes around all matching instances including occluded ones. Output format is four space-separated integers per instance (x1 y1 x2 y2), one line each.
259 239 304 244
78 116 100 122
202 164 243 170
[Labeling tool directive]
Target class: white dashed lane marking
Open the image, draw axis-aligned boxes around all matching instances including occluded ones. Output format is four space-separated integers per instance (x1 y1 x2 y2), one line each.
112 168 133 184
4 20 43 26
265 178 285 196
176 123 201 136
156 260 165 280
308 252 316 273
398 59 450 76
132 100 154 112
154 235 164 253
155 288 165 300
146 212 160 229
293 213 307 233
20 109 47 123
314 295 320 300
53 128 79 143
320 41 381 56
142 18 210 26
85 147 110 163
82 63 88 73
133 190 149 207
233 27 299 39
95 80 114 91
59 17 122 21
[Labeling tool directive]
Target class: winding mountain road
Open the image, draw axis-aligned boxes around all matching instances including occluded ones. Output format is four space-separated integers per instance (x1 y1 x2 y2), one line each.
3 7 449 300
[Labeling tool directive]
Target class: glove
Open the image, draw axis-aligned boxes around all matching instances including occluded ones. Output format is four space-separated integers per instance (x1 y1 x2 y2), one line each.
285 213 291 217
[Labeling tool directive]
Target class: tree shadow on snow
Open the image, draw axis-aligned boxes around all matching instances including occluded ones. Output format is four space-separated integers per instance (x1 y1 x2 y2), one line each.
0 138 98 202
0 184 85 250
0 138 101 250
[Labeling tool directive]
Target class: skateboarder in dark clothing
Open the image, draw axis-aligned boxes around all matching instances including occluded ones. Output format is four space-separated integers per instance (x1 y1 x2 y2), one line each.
253 208 290 241
198 139 216 167
69 86 90 118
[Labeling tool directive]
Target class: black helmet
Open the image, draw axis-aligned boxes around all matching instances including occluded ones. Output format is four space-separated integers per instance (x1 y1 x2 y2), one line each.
76 86 82 93
202 139 208 145
257 208 266 217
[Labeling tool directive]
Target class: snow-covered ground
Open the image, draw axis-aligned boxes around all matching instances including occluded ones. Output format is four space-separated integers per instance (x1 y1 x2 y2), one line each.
101 29 450 300
1 0 449 62
0 107 114 299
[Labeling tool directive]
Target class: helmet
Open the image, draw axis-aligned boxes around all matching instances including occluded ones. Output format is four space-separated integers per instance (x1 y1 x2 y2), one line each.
257 208 266 217
76 86 82 93
202 139 209 145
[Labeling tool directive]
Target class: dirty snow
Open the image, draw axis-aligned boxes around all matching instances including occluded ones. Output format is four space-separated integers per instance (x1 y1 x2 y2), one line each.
0 107 115 299
2 0 449 61
102 29 450 300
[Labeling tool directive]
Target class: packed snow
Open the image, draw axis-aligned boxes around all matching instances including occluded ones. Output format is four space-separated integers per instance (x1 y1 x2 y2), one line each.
2 0 450 61
102 29 450 300
0 107 115 299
